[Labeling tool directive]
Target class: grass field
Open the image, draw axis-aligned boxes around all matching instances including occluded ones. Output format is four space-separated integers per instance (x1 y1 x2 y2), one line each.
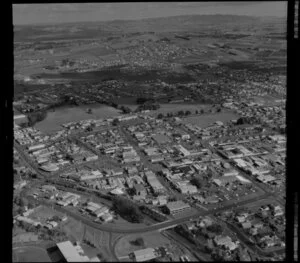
35 104 121 133
182 111 238 128
28 206 63 224
62 217 84 241
13 246 51 262
115 231 171 258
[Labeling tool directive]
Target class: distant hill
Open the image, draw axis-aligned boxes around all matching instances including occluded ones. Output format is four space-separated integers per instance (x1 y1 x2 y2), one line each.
13 14 285 42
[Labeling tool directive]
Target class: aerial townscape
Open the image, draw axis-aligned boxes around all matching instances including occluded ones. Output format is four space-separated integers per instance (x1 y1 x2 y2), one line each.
13 3 286 262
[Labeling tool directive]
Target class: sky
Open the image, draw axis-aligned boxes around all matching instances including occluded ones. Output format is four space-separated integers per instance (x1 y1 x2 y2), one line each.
13 2 287 25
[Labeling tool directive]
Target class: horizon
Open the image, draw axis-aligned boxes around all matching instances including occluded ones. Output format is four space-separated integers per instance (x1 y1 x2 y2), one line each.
13 2 287 26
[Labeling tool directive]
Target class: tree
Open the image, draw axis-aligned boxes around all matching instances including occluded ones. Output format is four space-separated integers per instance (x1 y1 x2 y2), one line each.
178 110 184 116
112 197 144 223
200 109 205 114
185 110 191 116
20 197 28 208
131 237 144 246
190 177 202 189
112 118 120 126
207 224 223 235
195 110 199 114
157 113 164 119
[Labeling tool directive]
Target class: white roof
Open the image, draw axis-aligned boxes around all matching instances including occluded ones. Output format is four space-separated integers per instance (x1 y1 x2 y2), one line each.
134 248 156 262
57 241 88 262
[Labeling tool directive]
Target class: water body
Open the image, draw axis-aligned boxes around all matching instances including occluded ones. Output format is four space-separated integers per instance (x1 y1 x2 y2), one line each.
35 104 121 134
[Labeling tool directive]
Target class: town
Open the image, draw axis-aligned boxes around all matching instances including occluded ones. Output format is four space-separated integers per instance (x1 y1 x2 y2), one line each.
13 4 287 263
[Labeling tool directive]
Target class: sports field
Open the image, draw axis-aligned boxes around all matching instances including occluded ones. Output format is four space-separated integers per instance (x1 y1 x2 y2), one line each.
182 111 238 128
35 104 121 133
12 246 51 262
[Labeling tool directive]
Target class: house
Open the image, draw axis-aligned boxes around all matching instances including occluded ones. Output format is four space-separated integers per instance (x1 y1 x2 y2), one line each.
241 221 252 230
185 221 196 231
101 213 113 222
214 235 239 251
134 184 147 196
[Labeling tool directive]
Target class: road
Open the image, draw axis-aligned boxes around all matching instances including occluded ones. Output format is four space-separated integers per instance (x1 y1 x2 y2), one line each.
219 218 285 257
32 192 271 234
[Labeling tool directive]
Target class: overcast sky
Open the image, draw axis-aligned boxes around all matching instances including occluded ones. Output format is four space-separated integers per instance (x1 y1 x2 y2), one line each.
13 2 287 25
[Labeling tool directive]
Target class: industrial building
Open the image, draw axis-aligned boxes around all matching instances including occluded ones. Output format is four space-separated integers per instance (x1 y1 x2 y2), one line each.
132 248 157 262
165 201 191 215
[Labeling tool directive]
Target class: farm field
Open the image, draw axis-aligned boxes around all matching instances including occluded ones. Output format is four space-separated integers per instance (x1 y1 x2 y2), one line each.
12 246 51 262
35 104 121 133
182 111 238 127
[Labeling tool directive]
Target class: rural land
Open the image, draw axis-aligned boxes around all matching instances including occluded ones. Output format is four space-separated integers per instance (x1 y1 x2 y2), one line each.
13 14 286 262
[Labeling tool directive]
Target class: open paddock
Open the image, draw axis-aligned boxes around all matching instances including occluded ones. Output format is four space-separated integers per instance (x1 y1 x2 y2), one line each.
13 246 51 262
182 111 238 128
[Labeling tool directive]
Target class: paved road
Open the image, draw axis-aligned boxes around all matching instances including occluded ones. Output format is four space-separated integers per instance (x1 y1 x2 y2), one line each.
33 192 271 234
219 218 285 257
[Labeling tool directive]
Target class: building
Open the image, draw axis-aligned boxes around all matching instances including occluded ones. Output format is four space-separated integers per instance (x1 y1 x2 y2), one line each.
145 171 165 193
166 201 191 215
132 248 157 262
101 213 113 222
152 134 170 144
214 235 239 251
174 145 190 157
56 241 90 262
134 183 147 196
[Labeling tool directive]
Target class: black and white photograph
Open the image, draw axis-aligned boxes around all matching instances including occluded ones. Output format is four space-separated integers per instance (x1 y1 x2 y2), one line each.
11 2 294 262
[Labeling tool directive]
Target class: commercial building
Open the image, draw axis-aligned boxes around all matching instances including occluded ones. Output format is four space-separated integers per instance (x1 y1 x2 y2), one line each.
56 241 91 262
166 201 191 215
145 171 165 193
132 248 157 262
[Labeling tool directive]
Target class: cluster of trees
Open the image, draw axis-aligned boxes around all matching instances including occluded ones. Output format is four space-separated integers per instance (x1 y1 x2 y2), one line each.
236 116 261 125
119 105 132 114
38 227 67 242
26 110 47 127
136 97 155 105
112 197 144 223
190 177 202 189
177 110 192 116
136 103 160 112
130 237 145 247
157 108 206 119
112 118 120 126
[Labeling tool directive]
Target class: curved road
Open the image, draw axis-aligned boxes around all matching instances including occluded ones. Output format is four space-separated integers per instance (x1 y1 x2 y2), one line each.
36 193 271 234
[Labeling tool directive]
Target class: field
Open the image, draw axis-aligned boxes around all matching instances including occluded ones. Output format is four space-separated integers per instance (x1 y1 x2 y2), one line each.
28 205 64 224
34 104 121 133
12 246 51 262
13 233 39 243
182 111 238 127
114 231 171 258
61 217 84 242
